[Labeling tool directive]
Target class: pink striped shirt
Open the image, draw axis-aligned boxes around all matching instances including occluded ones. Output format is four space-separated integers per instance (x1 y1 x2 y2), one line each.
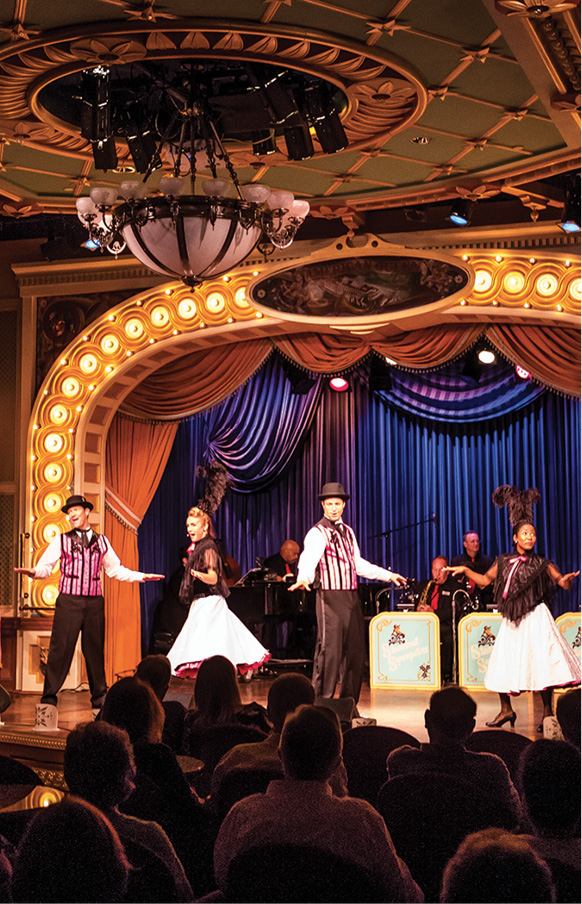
316 522 358 591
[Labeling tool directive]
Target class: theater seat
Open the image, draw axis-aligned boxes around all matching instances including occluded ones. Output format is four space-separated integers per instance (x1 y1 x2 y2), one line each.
225 843 385 903
341 725 421 805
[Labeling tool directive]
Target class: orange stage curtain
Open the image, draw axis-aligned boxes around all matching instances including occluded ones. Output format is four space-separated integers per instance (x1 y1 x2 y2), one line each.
104 415 178 683
121 339 272 419
274 325 483 372
487 325 581 397
373 324 483 369
120 326 578 423
273 333 368 373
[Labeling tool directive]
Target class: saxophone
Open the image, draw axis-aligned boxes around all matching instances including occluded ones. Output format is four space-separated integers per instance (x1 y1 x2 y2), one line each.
417 580 435 609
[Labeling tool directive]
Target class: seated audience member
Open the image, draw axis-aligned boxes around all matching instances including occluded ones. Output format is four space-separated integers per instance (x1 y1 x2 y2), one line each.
136 654 186 752
556 687 581 747
214 704 423 901
63 720 193 902
263 540 300 581
387 686 520 829
210 672 348 803
440 827 555 903
517 738 580 898
10 796 130 903
183 655 269 758
101 676 212 894
415 556 460 683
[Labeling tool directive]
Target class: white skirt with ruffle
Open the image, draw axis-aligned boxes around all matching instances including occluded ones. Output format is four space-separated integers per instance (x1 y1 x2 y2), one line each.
485 602 581 694
167 594 270 678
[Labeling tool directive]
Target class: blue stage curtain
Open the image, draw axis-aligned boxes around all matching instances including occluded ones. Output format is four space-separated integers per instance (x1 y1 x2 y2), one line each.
139 356 580 651
382 359 546 421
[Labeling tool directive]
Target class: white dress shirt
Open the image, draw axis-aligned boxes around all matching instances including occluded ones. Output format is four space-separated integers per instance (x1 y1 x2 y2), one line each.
31 533 145 583
296 520 394 586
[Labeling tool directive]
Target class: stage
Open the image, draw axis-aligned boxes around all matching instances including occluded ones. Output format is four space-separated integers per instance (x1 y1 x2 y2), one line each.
0 674 548 748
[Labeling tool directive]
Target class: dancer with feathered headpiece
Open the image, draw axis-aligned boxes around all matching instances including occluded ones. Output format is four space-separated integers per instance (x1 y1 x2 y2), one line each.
447 485 580 731
167 460 270 681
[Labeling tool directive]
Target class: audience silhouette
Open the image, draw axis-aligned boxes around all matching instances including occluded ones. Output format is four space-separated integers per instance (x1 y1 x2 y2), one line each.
440 827 556 903
214 703 423 901
10 797 130 903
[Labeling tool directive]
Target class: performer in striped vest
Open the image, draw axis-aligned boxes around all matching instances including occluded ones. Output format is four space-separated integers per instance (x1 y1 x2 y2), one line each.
291 483 407 703
15 494 163 720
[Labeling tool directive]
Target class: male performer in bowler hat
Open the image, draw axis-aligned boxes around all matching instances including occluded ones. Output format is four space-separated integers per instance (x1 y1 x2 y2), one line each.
291 483 407 703
15 494 163 718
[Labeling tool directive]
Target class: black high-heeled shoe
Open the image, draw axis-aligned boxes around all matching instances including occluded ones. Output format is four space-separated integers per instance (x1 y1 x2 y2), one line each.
486 712 517 728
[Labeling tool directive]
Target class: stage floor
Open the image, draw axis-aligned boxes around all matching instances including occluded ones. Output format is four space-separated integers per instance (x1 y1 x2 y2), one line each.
2 675 547 742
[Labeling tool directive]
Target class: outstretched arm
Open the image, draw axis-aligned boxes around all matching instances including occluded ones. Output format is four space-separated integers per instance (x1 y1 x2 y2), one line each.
444 562 497 588
547 562 580 590
14 567 36 579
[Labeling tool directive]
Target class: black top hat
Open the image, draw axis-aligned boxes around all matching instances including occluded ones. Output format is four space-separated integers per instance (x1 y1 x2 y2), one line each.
318 482 350 502
62 494 94 514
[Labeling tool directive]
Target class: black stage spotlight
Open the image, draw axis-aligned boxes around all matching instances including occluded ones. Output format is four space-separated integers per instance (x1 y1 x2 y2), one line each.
80 66 112 142
283 123 314 160
252 129 277 156
124 118 159 174
369 356 393 392
305 85 348 154
460 349 482 383
280 356 316 394
249 67 299 125
91 137 118 171
262 71 299 123
460 344 495 382
448 198 474 227
558 178 580 234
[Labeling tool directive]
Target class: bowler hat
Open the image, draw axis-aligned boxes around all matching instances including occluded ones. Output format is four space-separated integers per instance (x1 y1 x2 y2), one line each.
61 494 94 514
318 482 349 502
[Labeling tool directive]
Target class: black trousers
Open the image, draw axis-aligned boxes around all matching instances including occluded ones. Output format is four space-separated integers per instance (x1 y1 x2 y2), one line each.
312 589 365 702
41 592 107 708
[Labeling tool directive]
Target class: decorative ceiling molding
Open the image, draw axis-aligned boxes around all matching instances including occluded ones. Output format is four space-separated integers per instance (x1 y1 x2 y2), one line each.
0 20 425 166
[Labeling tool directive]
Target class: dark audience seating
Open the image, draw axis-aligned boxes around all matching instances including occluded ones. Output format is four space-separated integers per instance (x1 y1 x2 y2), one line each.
377 771 514 902
341 725 421 805
464 728 532 784
211 767 282 824
224 842 385 902
0 755 43 786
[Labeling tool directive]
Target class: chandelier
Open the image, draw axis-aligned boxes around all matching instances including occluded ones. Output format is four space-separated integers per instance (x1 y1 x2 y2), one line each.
75 67 311 287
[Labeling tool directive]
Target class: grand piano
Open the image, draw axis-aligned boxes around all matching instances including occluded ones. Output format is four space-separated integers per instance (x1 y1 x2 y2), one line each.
226 570 316 661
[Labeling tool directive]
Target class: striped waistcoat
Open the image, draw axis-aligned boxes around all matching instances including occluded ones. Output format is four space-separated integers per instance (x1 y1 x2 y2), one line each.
316 520 358 591
58 531 108 596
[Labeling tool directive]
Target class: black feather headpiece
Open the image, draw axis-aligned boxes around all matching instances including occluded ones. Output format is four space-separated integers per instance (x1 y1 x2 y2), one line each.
195 460 232 515
492 484 540 528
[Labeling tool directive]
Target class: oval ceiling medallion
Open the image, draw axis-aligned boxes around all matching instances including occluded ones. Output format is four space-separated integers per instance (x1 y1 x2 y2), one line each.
250 250 470 323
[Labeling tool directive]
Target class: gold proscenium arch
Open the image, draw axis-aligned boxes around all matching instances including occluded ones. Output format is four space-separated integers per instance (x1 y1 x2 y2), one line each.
24 246 580 609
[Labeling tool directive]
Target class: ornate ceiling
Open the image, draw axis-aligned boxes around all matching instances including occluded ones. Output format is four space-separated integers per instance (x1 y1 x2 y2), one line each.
0 0 579 238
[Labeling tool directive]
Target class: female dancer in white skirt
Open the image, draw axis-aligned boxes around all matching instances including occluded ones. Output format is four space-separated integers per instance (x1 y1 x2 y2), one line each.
167 506 270 680
447 485 580 731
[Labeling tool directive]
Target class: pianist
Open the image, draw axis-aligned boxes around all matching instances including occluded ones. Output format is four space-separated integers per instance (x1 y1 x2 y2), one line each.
263 540 300 582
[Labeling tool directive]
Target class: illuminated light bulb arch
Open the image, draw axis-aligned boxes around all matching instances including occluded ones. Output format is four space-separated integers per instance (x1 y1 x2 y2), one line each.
464 255 580 314
24 271 261 610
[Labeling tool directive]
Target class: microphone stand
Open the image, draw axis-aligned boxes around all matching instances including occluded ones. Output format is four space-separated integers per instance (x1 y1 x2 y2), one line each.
369 514 437 539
